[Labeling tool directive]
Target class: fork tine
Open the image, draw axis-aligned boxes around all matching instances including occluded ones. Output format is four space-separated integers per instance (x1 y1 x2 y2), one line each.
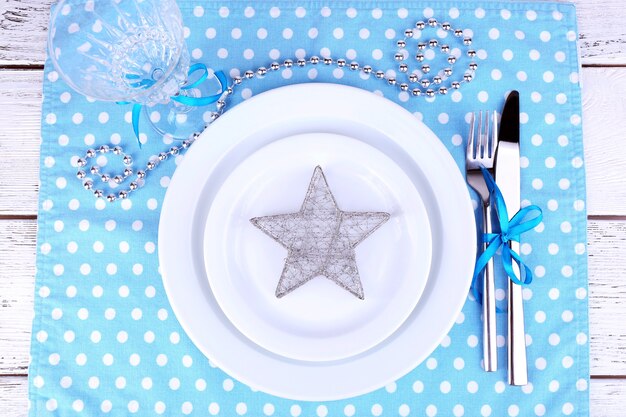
490 111 498 158
467 112 476 160
477 110 484 158
483 110 490 158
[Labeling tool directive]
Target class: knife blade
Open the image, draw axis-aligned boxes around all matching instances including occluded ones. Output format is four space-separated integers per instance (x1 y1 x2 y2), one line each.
495 90 528 386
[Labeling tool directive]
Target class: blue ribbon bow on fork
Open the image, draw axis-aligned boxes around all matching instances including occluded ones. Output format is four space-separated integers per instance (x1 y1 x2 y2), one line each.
471 167 543 303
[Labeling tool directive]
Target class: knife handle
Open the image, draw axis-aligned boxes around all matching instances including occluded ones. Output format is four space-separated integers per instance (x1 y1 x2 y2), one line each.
508 240 528 385
482 202 497 372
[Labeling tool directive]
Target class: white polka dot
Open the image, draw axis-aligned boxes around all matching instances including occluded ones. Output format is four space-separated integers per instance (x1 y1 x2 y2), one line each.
526 10 538 21
72 113 84 124
549 379 560 392
549 333 561 346
217 48 228 59
244 6 255 18
540 31 551 42
495 380 506 394
257 28 267 39
502 49 513 61
316 405 328 417
101 400 113 413
372 8 383 19
333 27 344 39
412 380 424 393
491 69 502 81
371 404 383 416
192 5 204 17
90 330 102 342
61 376 72 388
488 28 499 40
517 71 528 81
72 400 84 412
218 6 229 17
399 404 410 417
372 49 383 60
205 28 216 39
481 405 492 416
102 353 114 365
555 51 566 62
426 405 437 417
104 308 116 320
561 222 573 234
543 71 555 83
440 381 452 393
144 331 155 343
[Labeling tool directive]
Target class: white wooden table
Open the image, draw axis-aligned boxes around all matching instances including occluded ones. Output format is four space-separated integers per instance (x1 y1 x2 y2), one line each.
1 1 625 415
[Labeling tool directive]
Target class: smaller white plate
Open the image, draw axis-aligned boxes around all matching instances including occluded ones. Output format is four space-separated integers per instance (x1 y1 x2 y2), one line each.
204 132 432 362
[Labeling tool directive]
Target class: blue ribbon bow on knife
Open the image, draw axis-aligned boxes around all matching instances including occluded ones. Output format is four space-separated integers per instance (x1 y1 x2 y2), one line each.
471 167 543 303
119 64 227 147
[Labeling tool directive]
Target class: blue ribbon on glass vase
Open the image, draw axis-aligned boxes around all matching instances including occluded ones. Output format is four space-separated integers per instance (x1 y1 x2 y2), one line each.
118 64 227 147
471 166 543 303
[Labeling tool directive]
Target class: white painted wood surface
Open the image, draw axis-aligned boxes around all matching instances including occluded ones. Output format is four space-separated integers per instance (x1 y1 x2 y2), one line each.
1 0 625 415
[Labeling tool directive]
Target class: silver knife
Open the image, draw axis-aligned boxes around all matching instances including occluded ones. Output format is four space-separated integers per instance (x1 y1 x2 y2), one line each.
495 90 528 386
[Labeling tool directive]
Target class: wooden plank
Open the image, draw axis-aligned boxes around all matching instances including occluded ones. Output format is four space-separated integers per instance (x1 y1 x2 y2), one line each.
0 375 624 416
0 377 28 417
1 0 626 66
574 0 626 65
0 220 36 375
0 218 623 376
0 70 41 216
588 220 626 376
1 66 626 217
0 0 53 67
583 67 626 216
590 378 626 417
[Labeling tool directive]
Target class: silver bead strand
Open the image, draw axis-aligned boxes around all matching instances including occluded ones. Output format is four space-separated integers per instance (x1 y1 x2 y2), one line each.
79 16 478 202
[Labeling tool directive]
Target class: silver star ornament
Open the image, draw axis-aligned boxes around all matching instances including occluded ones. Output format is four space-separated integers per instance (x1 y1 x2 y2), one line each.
250 166 390 300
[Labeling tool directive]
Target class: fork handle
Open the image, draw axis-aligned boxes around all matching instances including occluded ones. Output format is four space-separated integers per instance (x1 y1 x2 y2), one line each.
482 202 497 372
508 240 528 385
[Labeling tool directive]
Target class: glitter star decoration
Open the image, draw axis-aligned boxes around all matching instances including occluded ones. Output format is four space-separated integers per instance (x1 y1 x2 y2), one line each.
250 166 390 300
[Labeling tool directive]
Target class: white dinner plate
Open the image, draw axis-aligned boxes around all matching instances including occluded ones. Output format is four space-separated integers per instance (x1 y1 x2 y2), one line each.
159 83 476 401
203 132 432 362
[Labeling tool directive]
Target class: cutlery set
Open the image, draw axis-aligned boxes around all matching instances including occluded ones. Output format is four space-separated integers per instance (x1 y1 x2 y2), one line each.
467 91 528 385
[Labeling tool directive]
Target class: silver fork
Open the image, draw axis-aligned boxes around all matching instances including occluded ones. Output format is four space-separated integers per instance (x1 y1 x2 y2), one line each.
465 111 498 372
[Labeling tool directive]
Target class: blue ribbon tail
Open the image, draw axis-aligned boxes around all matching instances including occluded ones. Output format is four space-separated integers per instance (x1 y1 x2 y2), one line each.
132 104 142 148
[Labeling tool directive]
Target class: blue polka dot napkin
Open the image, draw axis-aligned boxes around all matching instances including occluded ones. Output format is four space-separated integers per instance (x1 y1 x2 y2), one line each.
31 1 588 416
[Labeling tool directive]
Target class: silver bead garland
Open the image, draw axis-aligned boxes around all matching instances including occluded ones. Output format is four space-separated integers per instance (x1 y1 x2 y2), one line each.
77 17 477 202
